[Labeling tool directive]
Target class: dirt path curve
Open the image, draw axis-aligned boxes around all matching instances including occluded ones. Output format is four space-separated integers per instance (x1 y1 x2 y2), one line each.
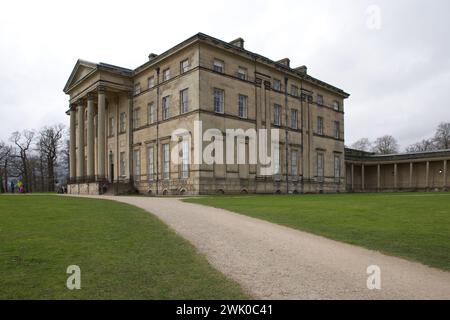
74 195 450 300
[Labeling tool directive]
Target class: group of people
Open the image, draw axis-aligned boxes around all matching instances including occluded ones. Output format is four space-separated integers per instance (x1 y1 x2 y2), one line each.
9 180 25 193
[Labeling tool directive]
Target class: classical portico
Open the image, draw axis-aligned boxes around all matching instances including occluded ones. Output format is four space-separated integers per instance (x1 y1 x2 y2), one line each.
64 60 133 194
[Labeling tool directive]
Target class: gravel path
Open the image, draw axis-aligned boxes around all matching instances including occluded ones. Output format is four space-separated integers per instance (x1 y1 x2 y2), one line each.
75 195 450 300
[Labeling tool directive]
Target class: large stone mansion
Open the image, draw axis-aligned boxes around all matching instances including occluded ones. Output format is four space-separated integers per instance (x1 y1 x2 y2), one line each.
64 33 449 195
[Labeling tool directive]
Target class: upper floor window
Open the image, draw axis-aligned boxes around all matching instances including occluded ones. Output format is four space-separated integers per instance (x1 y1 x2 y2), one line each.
134 83 141 95
213 59 224 73
108 116 115 136
334 121 340 139
237 67 247 80
238 94 248 119
133 108 140 129
147 76 155 89
332 100 340 111
163 68 171 81
317 116 324 135
291 109 298 129
317 94 324 106
180 89 189 114
119 112 126 133
274 104 282 126
291 85 299 97
148 102 155 124
162 96 170 120
180 59 190 73
214 88 224 113
273 79 281 91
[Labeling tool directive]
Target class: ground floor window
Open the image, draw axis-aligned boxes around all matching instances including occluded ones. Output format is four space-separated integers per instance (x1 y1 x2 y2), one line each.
147 146 154 181
273 145 280 175
317 152 324 182
334 155 341 182
181 140 189 179
291 150 298 176
133 149 141 181
163 143 170 180
119 152 126 177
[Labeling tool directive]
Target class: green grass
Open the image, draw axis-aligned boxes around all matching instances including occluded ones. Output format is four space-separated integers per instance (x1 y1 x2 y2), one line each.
185 193 450 271
0 195 248 300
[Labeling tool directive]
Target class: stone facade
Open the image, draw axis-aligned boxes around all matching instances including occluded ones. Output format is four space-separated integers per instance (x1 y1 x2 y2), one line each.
64 33 349 195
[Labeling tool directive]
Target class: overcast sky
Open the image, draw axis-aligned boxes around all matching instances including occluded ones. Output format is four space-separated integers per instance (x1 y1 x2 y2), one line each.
1 0 449 150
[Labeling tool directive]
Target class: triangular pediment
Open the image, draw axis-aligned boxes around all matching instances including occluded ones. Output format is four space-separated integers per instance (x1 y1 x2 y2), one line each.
63 59 98 93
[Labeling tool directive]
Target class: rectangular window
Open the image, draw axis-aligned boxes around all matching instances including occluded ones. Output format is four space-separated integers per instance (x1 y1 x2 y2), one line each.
291 109 298 129
119 112 126 133
163 143 170 180
133 149 141 181
273 79 281 91
237 67 247 80
273 145 280 175
332 100 340 111
238 94 248 119
180 89 189 114
291 150 298 176
317 153 324 182
133 108 140 129
291 85 299 97
213 59 224 73
148 102 155 124
163 68 171 81
334 121 340 139
181 140 189 179
134 83 141 95
108 117 115 136
274 104 282 126
147 146 154 181
317 94 324 106
334 155 341 182
147 76 155 89
180 59 189 73
214 88 224 113
162 96 170 120
119 152 126 177
317 116 324 135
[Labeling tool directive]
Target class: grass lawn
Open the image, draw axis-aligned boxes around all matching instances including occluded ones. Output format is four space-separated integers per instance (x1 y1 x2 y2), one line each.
0 195 248 300
185 193 450 271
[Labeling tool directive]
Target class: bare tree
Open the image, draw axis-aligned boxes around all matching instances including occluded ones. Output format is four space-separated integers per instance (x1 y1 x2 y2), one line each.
10 130 35 192
351 138 372 152
372 135 399 154
406 139 436 153
433 122 450 150
37 124 65 192
0 141 12 193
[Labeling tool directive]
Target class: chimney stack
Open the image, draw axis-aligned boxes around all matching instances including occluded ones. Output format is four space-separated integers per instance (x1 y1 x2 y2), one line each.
229 37 245 49
148 53 158 61
295 65 307 74
277 58 290 67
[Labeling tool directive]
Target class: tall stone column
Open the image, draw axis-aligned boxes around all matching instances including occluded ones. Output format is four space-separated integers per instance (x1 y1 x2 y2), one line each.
377 164 381 191
76 100 85 181
393 163 398 190
86 93 95 180
127 91 134 183
361 165 365 191
425 161 430 189
69 105 77 181
443 160 447 188
351 164 354 191
409 162 414 189
97 87 106 180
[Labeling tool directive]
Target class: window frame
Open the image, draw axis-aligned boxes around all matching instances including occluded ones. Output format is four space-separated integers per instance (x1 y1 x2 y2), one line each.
162 143 170 180
238 94 248 119
213 88 224 114
290 109 298 129
213 59 224 73
162 96 170 120
317 116 324 135
274 104 282 126
162 68 171 81
180 88 189 114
